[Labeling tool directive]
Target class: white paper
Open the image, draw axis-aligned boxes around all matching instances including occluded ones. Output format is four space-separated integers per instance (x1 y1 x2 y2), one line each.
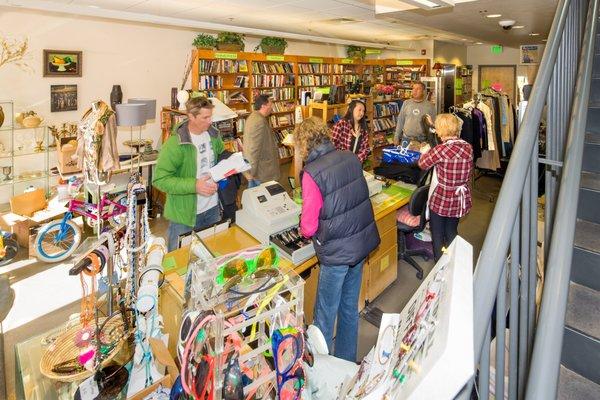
78 374 100 400
209 152 251 182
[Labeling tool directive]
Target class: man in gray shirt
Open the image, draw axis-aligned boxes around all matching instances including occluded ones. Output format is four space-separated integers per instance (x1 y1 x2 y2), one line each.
393 81 437 146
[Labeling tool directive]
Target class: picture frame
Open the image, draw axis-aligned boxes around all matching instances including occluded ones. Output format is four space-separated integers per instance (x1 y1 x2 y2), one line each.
520 45 541 65
50 85 78 112
43 49 82 77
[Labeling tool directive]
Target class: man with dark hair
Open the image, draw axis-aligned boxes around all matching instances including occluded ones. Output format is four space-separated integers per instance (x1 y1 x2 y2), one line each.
154 96 225 251
242 94 280 187
394 81 437 147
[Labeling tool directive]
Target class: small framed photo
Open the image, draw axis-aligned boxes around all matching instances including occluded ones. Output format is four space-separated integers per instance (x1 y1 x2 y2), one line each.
520 45 541 65
51 85 78 112
43 49 82 77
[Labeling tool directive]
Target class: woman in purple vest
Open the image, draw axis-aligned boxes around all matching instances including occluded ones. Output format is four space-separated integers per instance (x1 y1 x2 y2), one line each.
297 117 381 362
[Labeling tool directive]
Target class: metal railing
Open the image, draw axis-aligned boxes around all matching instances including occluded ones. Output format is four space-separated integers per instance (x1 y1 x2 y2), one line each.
455 0 598 398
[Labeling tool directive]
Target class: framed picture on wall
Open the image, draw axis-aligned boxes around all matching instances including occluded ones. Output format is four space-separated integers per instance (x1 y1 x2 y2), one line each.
51 85 78 112
43 50 82 77
520 45 541 65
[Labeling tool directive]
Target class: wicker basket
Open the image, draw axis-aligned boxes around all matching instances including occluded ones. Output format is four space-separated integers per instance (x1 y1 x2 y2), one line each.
216 43 243 52
40 318 132 382
261 45 285 55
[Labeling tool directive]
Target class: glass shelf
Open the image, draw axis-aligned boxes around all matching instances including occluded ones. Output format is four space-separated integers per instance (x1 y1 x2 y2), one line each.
0 149 49 159
0 125 46 132
0 173 48 187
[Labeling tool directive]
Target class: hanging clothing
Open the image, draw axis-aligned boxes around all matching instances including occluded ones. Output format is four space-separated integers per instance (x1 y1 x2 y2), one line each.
464 100 495 152
456 110 481 161
472 108 488 151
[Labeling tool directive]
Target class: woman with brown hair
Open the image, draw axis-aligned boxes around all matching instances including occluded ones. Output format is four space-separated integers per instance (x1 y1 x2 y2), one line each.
331 100 371 163
297 116 380 362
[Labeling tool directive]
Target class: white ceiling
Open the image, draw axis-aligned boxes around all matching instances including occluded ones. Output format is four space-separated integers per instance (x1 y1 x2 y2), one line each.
2 0 556 47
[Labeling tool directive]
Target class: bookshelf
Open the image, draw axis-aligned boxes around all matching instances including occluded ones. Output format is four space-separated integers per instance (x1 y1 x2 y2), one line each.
384 59 430 100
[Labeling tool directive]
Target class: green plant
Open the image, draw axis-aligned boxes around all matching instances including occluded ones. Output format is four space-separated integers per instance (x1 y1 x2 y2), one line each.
192 33 217 49
254 37 288 53
216 32 245 50
346 45 366 60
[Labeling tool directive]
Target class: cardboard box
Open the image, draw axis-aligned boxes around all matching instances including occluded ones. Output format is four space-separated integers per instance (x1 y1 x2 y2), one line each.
0 201 68 247
57 136 80 174
10 188 47 217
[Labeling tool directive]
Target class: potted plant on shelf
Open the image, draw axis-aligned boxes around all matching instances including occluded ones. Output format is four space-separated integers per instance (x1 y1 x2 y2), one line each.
374 84 395 101
346 45 366 60
216 32 245 52
192 33 217 50
254 36 288 54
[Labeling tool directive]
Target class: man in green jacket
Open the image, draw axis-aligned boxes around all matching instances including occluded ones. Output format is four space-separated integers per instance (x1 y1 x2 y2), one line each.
153 97 225 251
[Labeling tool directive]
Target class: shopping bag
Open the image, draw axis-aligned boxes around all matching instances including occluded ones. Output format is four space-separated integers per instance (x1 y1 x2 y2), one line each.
382 145 421 165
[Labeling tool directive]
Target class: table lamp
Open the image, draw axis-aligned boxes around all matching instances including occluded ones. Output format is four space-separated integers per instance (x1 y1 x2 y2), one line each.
116 103 146 169
128 98 156 121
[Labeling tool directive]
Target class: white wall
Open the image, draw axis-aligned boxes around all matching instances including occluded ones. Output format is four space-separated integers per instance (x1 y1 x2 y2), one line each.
433 40 468 66
467 44 541 96
0 8 431 151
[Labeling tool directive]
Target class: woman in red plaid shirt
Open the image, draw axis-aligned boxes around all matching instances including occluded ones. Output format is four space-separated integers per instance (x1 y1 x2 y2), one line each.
331 100 371 163
418 113 473 261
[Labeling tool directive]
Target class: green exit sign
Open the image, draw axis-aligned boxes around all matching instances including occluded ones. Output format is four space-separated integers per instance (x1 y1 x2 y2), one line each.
491 45 503 54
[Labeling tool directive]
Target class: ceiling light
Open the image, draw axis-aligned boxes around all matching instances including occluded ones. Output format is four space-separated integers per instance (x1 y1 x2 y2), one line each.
529 33 540 36
88 5 100 8
513 25 525 29
461 38 468 41
401 0 455 10
486 14 502 18
475 42 483 45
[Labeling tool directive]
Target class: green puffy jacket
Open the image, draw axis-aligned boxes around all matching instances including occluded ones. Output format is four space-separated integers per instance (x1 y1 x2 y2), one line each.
153 120 224 227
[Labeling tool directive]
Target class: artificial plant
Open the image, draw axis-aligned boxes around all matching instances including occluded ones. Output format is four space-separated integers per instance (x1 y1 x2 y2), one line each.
192 33 217 49
254 37 288 54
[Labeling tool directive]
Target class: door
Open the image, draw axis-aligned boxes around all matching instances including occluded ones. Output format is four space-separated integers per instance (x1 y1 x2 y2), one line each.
479 65 517 104
443 64 456 112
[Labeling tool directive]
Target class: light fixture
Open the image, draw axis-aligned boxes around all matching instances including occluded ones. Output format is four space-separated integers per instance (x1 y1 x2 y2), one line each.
401 0 455 10
461 38 468 41
116 103 147 170
513 25 525 29
529 33 540 36
128 98 156 121
475 42 483 45
486 14 502 18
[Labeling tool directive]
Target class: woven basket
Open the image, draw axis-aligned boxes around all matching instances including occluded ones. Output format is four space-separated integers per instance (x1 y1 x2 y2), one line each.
216 43 243 52
40 318 132 382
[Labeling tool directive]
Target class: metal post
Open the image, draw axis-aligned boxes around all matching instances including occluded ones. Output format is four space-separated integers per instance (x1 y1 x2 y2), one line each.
496 261 507 400
509 216 521 400
528 140 539 358
519 171 531 399
480 321 492 400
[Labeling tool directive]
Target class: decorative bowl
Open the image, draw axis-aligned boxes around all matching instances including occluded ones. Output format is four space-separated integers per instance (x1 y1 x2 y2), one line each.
22 115 43 128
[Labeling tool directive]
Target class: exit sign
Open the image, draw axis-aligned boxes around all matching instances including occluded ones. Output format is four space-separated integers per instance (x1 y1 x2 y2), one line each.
491 45 503 54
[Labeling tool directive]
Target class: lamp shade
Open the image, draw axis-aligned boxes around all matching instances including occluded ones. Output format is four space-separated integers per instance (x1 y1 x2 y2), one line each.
116 103 147 127
128 98 156 121
432 63 443 70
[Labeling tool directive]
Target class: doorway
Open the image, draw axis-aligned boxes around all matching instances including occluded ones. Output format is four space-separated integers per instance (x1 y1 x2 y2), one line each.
478 65 517 104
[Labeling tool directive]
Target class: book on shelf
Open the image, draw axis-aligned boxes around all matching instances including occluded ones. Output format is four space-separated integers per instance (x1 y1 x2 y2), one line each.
273 128 293 144
373 117 396 132
270 114 294 128
374 102 401 118
225 137 244 153
299 75 331 86
199 90 248 105
298 63 332 74
199 75 223 90
199 59 248 73
253 88 295 101
271 101 296 113
278 145 294 159
252 62 294 74
234 76 248 88
252 74 295 87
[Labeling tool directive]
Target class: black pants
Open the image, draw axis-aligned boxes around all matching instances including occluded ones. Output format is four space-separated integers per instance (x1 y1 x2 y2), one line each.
430 210 460 261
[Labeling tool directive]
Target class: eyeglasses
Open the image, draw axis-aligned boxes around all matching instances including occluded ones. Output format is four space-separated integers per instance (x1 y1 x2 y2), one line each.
216 246 279 286
180 313 216 398
272 327 305 400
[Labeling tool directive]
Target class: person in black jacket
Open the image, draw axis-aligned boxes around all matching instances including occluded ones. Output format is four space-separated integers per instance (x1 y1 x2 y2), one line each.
298 117 380 362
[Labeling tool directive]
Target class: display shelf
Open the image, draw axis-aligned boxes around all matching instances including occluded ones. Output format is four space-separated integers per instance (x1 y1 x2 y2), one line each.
0 172 48 187
0 124 47 132
0 149 48 159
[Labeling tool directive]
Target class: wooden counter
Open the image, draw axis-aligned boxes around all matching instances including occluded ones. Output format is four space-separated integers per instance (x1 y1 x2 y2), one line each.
160 181 413 353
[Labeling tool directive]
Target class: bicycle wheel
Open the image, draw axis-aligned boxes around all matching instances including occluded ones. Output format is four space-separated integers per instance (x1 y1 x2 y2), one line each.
0 238 18 267
35 220 82 263
108 194 128 228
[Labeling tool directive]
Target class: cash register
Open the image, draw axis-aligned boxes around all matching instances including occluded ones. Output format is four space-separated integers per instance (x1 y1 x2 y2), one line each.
236 181 315 265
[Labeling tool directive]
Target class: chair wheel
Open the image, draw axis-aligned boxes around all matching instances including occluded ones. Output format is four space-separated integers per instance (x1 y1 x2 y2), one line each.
416 271 424 280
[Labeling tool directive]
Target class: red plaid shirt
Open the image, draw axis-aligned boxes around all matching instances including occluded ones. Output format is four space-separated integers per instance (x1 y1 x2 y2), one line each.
418 139 473 218
331 119 370 163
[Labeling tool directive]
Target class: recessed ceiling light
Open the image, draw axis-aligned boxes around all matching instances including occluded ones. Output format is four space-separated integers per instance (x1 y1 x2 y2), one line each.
529 33 540 36
461 38 468 41
486 14 502 18
88 5 100 8
475 42 483 45
513 25 525 29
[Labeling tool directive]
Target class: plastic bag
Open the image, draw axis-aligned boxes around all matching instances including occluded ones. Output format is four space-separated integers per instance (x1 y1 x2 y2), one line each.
382 144 421 165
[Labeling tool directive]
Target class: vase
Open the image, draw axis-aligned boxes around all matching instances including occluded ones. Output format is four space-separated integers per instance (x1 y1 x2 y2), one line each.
110 85 123 111
171 87 179 109
176 90 189 111
0 106 4 128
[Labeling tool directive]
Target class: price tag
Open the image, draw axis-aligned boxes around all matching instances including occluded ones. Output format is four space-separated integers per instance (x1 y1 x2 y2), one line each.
215 52 238 60
77 375 100 400
396 60 412 66
266 55 285 61
309 58 323 64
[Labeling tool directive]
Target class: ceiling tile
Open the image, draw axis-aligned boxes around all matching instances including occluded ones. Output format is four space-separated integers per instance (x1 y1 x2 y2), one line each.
70 0 144 9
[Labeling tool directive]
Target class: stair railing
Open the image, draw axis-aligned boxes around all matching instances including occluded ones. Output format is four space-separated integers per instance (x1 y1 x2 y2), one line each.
454 0 596 398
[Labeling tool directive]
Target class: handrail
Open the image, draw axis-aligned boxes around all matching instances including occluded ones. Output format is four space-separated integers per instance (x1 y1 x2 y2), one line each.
471 0 573 366
525 0 598 397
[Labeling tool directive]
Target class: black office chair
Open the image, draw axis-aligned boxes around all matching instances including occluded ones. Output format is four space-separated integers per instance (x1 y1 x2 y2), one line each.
397 184 431 280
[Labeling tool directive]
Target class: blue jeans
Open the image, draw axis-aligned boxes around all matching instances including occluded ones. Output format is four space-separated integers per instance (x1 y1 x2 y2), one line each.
247 179 261 188
313 260 365 362
167 206 220 251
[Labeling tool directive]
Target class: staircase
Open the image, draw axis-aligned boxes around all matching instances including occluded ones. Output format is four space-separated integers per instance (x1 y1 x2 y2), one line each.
557 33 600 400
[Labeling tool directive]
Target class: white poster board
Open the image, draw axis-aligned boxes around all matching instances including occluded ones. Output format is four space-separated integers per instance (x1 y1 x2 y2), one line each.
341 236 474 399
520 45 541 64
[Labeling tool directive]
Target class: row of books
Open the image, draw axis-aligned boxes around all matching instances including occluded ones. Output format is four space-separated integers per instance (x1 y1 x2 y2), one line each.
252 62 294 74
270 114 294 128
331 64 358 74
278 145 294 159
298 63 332 74
198 75 223 90
199 59 248 73
273 128 292 144
272 101 295 113
224 138 244 153
374 102 401 118
299 75 331 86
373 117 396 132
234 76 249 88
386 72 421 82
201 90 249 104
332 75 358 85
253 88 295 101
252 74 295 87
